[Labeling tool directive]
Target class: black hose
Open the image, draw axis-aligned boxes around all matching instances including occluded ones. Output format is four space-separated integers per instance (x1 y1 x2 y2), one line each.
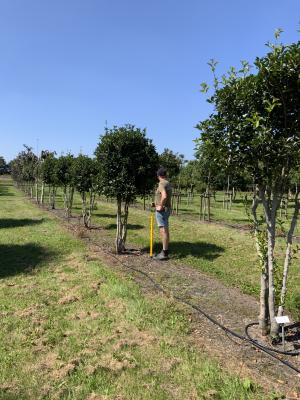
245 322 299 356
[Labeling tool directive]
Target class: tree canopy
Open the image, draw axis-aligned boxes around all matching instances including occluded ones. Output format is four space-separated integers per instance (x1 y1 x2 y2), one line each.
95 125 159 202
158 148 184 182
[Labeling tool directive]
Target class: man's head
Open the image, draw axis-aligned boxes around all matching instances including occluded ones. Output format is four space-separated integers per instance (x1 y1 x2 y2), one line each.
157 166 167 180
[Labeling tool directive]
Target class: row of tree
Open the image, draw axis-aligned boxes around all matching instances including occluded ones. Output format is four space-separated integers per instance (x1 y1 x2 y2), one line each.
10 127 156 253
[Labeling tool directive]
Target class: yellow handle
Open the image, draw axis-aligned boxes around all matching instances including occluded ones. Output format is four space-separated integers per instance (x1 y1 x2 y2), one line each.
150 213 153 257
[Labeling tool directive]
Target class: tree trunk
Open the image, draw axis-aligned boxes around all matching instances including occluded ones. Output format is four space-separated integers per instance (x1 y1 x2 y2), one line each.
206 170 211 221
252 193 269 335
285 193 289 219
64 186 74 218
40 181 45 204
203 195 206 220
82 192 87 227
199 195 203 221
227 175 230 193
35 181 39 203
226 175 230 210
63 187 67 212
68 187 74 218
48 185 51 207
261 190 281 337
207 194 211 222
267 218 278 337
115 199 129 254
259 268 269 335
278 192 300 316
51 187 56 209
121 202 129 244
86 190 95 228
176 192 180 216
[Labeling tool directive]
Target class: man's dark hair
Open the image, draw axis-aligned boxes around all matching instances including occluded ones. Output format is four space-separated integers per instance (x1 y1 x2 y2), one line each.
157 166 167 177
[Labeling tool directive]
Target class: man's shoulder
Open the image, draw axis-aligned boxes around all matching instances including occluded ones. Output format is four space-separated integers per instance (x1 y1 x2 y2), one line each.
159 179 172 190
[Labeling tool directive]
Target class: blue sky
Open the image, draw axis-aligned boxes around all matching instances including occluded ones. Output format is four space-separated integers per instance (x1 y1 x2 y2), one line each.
1 0 299 162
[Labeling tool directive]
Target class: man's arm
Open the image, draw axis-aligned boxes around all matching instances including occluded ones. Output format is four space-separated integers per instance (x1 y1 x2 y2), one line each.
156 188 167 211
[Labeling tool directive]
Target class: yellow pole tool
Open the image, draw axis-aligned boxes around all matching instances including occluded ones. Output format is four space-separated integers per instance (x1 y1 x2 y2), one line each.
150 211 154 257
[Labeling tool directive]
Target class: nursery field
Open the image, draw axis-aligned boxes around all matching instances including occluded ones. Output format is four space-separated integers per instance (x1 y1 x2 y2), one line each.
0 179 278 400
48 185 300 318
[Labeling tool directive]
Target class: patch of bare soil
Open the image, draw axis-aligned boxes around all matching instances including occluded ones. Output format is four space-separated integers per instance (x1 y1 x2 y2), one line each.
51 358 81 379
86 395 125 400
58 294 80 305
86 394 109 400
44 206 300 396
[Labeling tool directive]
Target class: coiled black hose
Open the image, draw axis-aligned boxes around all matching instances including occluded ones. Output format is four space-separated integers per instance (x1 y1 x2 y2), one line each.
245 322 299 356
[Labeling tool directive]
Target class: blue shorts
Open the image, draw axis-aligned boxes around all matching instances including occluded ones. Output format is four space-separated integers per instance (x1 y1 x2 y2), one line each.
155 209 171 228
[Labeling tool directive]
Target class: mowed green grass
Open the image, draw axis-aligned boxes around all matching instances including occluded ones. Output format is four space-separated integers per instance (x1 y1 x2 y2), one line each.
0 180 274 400
49 187 300 318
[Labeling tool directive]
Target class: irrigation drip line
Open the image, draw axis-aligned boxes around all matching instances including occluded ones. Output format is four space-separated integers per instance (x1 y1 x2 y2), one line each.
37 203 300 375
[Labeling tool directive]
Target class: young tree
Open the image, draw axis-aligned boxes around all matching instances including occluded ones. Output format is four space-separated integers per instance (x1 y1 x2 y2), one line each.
95 125 158 253
159 148 183 182
197 35 300 337
55 154 75 218
0 156 8 174
178 160 202 193
11 145 38 197
72 155 98 227
39 152 57 207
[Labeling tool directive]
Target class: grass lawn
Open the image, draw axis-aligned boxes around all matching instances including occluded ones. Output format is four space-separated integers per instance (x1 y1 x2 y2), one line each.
0 179 277 399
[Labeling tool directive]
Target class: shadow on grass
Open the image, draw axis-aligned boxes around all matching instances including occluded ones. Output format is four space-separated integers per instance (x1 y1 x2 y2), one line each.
105 223 144 230
0 243 54 278
143 241 224 261
217 218 251 224
94 213 116 219
230 198 250 204
0 218 44 229
0 185 15 196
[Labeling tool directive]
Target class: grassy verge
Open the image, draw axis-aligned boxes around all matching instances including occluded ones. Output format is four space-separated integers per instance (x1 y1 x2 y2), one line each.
0 180 276 399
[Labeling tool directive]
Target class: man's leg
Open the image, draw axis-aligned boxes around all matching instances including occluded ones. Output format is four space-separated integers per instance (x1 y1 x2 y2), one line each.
159 226 169 252
154 211 170 260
